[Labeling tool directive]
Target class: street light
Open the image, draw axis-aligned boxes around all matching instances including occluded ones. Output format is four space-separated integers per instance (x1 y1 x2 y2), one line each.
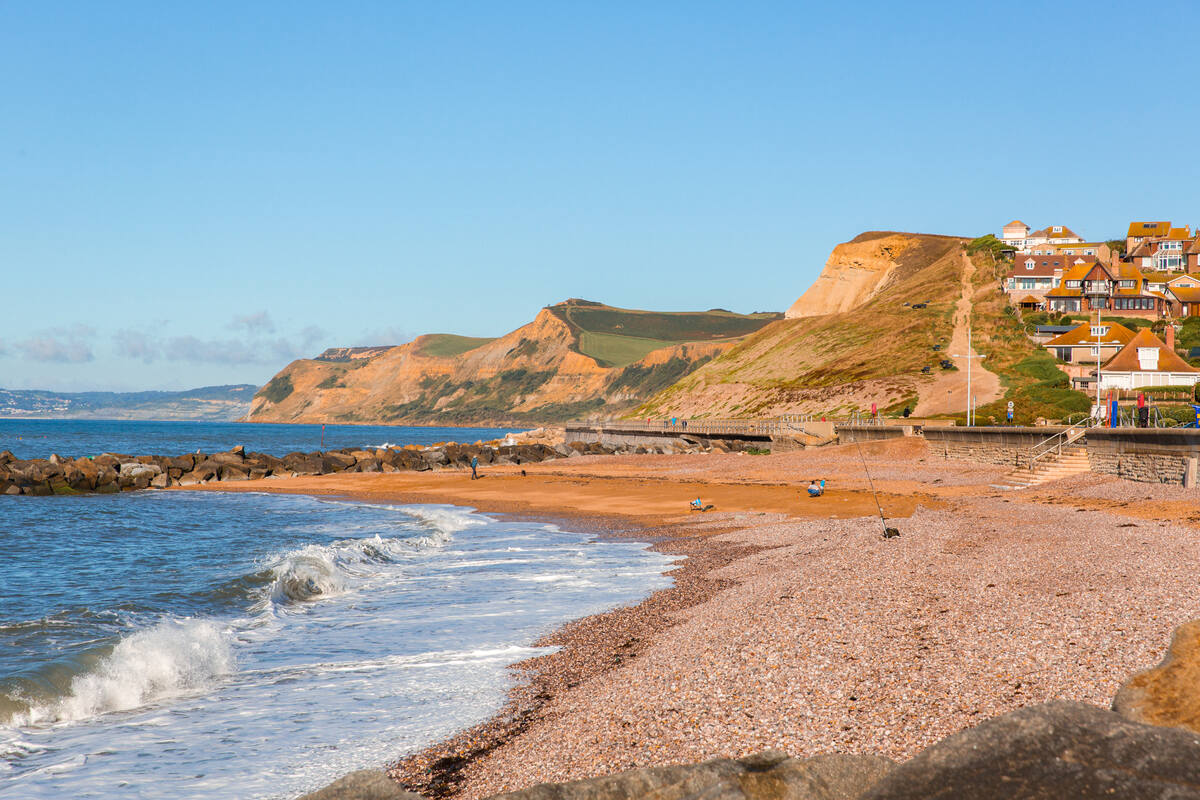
953 324 988 426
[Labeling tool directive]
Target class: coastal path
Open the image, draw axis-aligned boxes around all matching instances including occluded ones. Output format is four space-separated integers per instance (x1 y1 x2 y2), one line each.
913 249 1003 416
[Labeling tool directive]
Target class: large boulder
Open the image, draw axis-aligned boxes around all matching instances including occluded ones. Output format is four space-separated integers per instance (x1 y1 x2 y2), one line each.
861 700 1200 799
483 750 895 800
296 769 421 800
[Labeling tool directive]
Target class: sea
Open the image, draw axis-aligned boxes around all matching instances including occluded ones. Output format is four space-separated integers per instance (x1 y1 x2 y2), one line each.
0 421 676 799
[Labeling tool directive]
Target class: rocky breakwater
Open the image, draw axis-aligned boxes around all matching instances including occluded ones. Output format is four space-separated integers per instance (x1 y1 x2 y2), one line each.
0 435 715 497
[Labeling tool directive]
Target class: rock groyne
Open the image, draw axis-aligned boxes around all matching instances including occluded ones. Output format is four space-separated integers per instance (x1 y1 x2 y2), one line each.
0 436 719 496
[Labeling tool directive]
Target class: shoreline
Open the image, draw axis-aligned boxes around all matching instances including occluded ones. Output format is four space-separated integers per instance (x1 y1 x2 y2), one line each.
190 443 1200 799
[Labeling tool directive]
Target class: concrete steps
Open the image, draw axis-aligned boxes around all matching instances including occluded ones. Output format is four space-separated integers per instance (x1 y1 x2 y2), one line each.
990 449 1091 491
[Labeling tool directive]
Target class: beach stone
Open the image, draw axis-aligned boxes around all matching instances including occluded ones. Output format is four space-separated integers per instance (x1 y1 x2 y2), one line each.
0 450 14 465
861 700 1200 799
482 750 895 800
296 769 421 800
150 472 170 488
1114 618 1200 732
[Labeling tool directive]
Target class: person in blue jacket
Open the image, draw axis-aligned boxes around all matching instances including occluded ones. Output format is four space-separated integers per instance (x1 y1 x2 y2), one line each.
807 479 825 497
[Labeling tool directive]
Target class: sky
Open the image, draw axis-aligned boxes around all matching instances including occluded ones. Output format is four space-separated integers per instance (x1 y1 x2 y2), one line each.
3 1 1199 391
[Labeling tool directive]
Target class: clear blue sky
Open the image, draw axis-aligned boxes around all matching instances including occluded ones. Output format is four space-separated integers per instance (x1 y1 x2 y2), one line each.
3 1 1198 391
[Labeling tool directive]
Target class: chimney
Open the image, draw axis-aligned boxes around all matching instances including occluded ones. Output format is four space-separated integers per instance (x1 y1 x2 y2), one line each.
1166 324 1176 351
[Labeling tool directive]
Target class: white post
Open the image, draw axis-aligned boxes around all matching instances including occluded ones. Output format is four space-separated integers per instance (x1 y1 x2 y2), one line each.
967 325 972 426
953 324 987 427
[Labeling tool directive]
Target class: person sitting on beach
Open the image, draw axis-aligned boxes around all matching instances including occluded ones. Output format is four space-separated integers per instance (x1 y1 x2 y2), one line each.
690 497 703 510
807 479 825 497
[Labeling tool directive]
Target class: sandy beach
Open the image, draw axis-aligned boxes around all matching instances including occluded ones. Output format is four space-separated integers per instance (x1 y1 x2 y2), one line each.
188 439 1200 798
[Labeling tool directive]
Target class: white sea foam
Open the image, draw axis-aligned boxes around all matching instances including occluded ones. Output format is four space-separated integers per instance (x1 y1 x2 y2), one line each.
13 619 233 727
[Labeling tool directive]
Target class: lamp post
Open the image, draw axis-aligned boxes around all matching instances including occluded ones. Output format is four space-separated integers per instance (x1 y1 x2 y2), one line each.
953 324 988 426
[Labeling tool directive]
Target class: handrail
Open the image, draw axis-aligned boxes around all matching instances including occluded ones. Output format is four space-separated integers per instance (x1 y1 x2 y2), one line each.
1028 417 1096 467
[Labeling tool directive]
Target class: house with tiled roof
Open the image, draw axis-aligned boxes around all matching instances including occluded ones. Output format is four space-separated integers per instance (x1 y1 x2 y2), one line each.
1166 274 1200 318
1000 220 1031 250
1095 327 1200 391
1003 254 1093 306
1025 225 1084 249
1129 225 1191 272
1044 260 1169 318
1126 221 1172 254
1186 236 1200 274
1043 321 1136 380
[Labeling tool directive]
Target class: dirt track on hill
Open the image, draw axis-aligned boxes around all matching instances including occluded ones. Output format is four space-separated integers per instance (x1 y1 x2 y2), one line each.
913 249 1003 416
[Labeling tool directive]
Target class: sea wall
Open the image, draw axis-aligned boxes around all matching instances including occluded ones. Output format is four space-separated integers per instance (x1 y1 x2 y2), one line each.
836 424 913 443
922 427 1069 468
564 424 773 451
1085 429 1200 487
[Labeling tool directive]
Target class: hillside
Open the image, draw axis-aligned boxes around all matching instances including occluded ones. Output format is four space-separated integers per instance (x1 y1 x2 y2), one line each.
637 232 993 418
0 385 256 421
246 301 781 425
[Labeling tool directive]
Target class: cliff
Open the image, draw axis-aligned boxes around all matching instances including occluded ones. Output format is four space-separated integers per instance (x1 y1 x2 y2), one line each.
638 232 970 418
786 232 947 318
246 302 780 425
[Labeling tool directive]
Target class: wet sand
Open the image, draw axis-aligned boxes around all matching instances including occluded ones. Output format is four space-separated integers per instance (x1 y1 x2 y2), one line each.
187 439 1200 798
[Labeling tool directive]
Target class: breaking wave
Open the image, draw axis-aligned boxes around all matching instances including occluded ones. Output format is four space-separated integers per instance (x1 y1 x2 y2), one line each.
6 619 233 727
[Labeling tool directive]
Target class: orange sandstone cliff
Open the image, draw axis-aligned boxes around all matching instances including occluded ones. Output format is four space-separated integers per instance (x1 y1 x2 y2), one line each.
247 302 776 425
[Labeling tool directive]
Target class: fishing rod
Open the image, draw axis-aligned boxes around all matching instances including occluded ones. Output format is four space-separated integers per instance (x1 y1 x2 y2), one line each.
856 441 899 538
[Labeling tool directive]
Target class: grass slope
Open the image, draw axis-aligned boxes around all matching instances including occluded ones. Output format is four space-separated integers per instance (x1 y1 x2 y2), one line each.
551 301 781 368
417 334 497 358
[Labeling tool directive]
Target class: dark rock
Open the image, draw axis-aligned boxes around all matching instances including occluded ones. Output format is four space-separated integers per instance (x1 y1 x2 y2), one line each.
296 769 422 800
323 452 357 472
150 472 170 488
169 454 196 472
355 458 381 473
218 464 250 481
484 750 895 800
861 700 1200 800
0 450 14 465
422 449 448 466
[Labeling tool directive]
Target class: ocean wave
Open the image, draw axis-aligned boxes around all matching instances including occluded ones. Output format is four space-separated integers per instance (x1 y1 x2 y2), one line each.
259 507 482 609
6 619 233 727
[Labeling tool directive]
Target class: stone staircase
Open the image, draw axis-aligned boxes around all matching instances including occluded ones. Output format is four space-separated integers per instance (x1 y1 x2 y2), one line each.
990 447 1092 491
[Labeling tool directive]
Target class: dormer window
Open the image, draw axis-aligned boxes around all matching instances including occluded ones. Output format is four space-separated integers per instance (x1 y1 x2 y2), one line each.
1025 260 1035 270
1137 347 1159 370
1053 226 1063 233
1090 326 1109 337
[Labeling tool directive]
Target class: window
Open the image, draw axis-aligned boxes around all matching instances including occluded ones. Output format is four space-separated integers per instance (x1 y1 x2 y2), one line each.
1090 325 1109 337
1025 260 1035 270
1053 226 1063 233
1137 347 1159 370
1090 346 1100 356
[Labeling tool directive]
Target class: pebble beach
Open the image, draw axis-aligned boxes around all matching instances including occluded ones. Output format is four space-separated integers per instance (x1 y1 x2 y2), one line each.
203 438 1200 798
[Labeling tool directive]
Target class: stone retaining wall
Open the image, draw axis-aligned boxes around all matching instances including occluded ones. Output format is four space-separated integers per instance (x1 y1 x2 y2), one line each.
922 426 1069 468
835 425 913 443
1085 429 1200 487
564 424 773 451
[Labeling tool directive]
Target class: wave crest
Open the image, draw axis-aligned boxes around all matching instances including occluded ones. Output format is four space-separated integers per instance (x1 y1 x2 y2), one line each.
10 619 233 726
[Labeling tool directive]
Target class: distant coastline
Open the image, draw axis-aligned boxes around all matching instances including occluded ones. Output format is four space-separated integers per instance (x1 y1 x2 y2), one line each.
0 385 256 422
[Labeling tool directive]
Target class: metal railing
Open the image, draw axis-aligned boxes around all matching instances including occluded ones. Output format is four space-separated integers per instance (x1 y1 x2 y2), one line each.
1028 417 1096 467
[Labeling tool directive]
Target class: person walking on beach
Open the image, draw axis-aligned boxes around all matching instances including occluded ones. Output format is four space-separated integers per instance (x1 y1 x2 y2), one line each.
470 455 479 480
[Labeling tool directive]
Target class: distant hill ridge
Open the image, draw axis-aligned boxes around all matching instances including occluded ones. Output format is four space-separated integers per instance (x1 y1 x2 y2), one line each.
0 385 257 421
246 300 781 425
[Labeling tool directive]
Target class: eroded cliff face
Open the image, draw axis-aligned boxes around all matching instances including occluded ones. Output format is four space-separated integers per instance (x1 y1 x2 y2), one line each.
786 232 920 318
640 232 968 418
247 307 732 425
